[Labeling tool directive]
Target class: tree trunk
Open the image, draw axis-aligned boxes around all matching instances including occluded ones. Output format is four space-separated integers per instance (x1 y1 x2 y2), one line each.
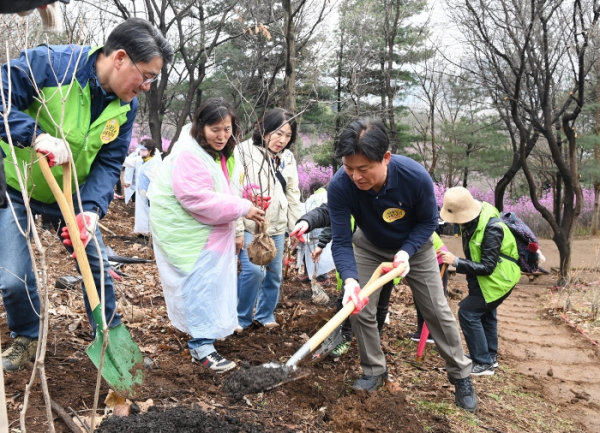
462 144 471 188
593 67 600 235
384 1 401 154
429 103 437 179
282 0 298 161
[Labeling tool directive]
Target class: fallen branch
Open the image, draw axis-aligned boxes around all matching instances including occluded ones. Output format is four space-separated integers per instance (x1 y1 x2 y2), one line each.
50 400 83 433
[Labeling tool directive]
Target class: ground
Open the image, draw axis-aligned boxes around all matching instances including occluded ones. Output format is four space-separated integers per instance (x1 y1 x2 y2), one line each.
2 200 599 432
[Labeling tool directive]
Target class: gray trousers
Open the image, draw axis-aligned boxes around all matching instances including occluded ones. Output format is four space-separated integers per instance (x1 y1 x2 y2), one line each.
349 230 472 378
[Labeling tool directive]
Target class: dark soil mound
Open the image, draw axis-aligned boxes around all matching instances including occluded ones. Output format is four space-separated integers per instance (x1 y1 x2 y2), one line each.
224 362 291 401
332 391 430 433
96 405 265 433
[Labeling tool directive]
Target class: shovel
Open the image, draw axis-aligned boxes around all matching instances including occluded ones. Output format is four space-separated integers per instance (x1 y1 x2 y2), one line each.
39 156 144 398
225 262 405 397
310 263 329 305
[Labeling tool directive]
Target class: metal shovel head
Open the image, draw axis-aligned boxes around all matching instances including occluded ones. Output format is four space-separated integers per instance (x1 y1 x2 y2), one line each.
311 325 343 363
86 315 144 399
311 282 329 305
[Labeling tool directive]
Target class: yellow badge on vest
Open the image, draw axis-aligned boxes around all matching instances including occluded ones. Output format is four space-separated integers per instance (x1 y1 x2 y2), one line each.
100 119 120 143
383 208 405 222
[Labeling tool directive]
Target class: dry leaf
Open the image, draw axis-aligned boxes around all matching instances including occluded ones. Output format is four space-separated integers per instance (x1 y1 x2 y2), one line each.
105 389 126 408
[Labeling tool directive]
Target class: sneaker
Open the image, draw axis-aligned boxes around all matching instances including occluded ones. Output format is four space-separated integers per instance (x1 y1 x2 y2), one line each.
353 369 388 392
263 322 279 329
408 332 434 344
2 336 37 372
296 273 309 283
454 376 477 412
234 326 244 334
471 363 494 376
317 276 331 286
466 353 498 368
330 339 351 359
195 351 236 373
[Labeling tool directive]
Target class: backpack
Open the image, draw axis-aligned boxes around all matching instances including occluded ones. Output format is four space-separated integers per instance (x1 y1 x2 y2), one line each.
499 212 540 273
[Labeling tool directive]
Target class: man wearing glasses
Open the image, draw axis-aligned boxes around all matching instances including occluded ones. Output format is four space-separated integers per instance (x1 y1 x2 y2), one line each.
0 18 173 371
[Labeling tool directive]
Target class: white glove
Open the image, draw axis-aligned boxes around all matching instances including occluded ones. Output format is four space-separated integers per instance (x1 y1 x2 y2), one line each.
34 134 70 167
342 278 368 314
537 249 546 263
392 250 410 277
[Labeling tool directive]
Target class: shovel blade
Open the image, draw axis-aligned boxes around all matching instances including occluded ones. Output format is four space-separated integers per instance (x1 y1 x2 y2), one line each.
86 323 144 399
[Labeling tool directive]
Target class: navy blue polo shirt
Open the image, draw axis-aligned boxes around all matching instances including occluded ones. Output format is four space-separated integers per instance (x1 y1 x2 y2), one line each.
328 154 438 282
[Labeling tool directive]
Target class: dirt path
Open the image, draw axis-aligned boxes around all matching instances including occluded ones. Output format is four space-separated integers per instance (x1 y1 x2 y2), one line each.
442 235 600 431
497 284 600 432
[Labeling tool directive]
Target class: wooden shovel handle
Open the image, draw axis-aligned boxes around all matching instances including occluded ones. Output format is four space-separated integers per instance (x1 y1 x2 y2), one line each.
37 154 100 310
306 262 405 353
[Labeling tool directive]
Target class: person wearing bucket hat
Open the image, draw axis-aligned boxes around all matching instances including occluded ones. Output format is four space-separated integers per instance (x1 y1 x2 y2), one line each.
327 119 477 412
438 187 521 377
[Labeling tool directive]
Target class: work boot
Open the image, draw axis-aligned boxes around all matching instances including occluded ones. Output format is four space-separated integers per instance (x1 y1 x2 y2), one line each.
352 369 388 392
2 336 38 372
454 376 477 412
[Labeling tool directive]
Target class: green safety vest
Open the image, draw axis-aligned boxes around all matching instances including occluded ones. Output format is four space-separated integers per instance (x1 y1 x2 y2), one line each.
1 46 131 204
467 202 521 303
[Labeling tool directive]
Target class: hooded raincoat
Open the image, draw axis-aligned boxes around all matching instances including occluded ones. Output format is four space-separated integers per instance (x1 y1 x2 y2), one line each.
148 124 250 339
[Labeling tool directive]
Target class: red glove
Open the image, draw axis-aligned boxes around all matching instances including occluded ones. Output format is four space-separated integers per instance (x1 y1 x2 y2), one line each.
61 212 99 258
289 220 309 243
254 195 271 211
342 280 369 315
242 184 271 210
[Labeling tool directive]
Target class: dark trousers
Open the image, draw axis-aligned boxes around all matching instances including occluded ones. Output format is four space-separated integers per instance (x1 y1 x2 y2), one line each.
458 307 498 365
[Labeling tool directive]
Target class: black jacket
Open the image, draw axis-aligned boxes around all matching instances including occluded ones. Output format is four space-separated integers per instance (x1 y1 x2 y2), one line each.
297 203 332 248
456 216 512 311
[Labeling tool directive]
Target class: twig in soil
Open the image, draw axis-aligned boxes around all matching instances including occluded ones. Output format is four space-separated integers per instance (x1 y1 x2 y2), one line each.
50 400 83 433
68 407 90 433
479 426 505 433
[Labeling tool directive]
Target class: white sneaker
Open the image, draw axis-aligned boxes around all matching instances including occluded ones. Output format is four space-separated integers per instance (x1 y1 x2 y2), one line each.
263 322 279 329
193 351 236 373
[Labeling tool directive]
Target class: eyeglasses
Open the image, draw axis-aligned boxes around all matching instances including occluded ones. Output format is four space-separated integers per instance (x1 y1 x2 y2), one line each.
125 50 159 86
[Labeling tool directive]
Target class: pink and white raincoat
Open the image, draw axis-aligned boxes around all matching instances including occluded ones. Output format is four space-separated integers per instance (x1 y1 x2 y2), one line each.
148 124 250 339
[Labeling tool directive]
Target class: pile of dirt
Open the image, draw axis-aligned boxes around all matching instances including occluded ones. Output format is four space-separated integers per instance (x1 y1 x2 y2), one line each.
224 362 292 401
96 405 265 432
331 390 444 433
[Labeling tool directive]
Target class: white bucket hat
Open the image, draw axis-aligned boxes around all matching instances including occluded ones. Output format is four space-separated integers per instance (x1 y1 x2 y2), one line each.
440 187 482 224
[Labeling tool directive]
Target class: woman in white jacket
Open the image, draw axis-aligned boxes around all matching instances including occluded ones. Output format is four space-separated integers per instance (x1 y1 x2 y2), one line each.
235 108 302 331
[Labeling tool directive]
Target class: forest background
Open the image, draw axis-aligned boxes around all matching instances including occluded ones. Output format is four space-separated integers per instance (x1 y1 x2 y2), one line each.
3 0 600 281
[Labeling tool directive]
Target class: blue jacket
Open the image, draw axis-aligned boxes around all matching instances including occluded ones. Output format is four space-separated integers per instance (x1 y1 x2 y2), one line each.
0 44 138 217
328 155 438 282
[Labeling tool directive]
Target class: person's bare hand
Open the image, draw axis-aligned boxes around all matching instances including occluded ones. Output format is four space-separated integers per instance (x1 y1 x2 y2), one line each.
235 235 244 255
311 246 323 263
245 205 265 225
438 249 456 265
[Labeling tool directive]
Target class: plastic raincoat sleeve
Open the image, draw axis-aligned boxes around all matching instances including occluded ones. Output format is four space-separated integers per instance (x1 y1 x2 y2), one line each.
284 153 302 231
172 150 251 226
